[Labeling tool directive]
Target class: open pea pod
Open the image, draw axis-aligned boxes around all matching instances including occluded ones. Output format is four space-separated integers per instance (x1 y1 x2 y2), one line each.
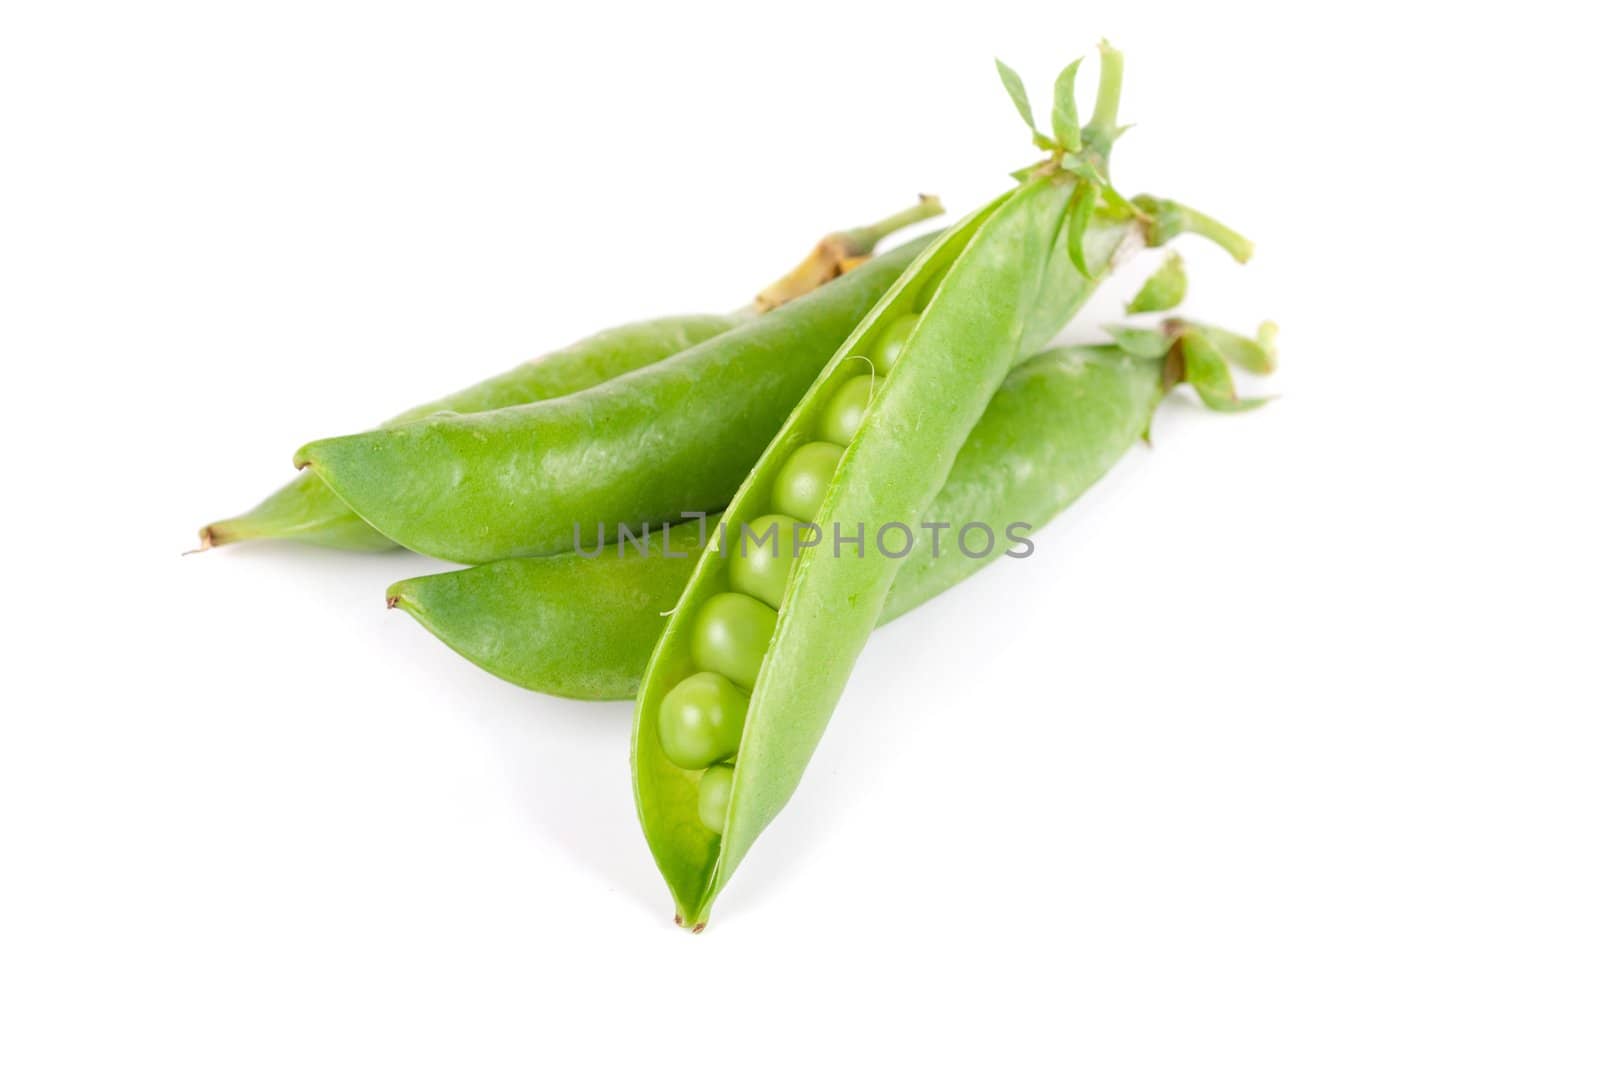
634 173 1068 928
632 43 1255 928
199 199 944 553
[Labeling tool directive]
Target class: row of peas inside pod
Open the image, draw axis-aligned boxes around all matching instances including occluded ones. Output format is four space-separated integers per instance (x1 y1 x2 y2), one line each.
656 299 930 831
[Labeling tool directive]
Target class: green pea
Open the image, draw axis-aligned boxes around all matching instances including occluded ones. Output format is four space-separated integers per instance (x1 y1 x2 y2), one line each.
697 764 736 834
869 313 919 373
818 375 874 445
911 263 952 312
691 592 777 690
771 442 844 523
728 513 805 608
657 672 748 770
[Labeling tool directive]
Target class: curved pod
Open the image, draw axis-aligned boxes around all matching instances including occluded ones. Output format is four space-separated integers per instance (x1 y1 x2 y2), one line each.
634 177 1076 926
202 200 947 553
389 343 1171 699
202 315 738 551
295 240 933 563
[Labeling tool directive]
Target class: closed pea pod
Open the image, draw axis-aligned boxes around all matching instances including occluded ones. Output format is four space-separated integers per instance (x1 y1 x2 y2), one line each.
198 200 943 553
387 518 711 700
632 44 1254 928
386 313 1274 701
294 237 933 562
200 315 736 552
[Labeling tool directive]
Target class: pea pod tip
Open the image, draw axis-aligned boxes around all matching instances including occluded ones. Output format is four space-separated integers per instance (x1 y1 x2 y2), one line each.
186 523 236 554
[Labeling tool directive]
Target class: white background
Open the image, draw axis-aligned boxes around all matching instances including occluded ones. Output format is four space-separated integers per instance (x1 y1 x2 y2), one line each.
3 1 1596 1067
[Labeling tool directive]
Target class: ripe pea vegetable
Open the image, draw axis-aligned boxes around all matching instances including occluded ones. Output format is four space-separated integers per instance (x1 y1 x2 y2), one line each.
657 673 749 769
198 200 943 553
387 318 1273 700
690 593 777 691
632 44 1254 929
817 376 873 444
696 766 737 835
725 514 809 610
869 314 918 372
770 442 844 522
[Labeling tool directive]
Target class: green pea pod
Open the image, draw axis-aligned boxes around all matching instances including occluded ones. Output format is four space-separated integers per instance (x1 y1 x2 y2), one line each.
292 240 922 563
199 200 944 553
389 520 708 701
387 336 1206 699
634 173 1070 929
199 316 737 552
633 44 1255 927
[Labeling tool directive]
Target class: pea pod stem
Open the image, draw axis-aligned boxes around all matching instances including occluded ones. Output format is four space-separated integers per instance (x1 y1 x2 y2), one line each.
1133 195 1255 264
753 194 945 311
1083 39 1125 155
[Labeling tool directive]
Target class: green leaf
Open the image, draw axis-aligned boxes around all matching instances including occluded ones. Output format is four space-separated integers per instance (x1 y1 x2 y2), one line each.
1257 321 1280 371
1097 183 1135 219
1194 320 1278 374
1104 325 1170 359
1179 332 1237 409
995 60 1042 140
1202 394 1273 413
1179 332 1271 411
1055 154 1103 185
1126 253 1187 314
1065 179 1098 276
1084 40 1125 157
1051 58 1084 152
